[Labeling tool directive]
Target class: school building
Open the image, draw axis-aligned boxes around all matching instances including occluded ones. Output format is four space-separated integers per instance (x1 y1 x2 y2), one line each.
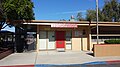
13 20 120 52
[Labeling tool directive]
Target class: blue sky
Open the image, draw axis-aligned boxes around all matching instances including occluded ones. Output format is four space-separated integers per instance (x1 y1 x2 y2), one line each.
33 0 104 20
2 0 116 32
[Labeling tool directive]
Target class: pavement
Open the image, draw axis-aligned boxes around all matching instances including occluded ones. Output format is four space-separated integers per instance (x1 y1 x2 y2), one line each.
0 51 120 67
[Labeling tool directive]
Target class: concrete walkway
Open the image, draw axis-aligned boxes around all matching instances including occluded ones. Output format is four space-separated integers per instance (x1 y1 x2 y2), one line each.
0 51 120 66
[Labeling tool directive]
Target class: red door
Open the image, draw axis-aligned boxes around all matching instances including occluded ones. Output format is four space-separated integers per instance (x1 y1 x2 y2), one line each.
56 31 65 48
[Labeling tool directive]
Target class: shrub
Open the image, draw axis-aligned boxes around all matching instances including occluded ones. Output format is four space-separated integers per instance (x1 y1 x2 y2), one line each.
104 39 120 44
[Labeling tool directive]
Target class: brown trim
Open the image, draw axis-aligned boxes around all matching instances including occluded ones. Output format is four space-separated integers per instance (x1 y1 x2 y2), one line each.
12 20 120 25
12 20 89 24
87 26 91 51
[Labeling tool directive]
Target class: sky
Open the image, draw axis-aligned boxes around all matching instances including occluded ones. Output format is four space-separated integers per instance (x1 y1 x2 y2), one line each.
33 0 105 20
2 0 110 32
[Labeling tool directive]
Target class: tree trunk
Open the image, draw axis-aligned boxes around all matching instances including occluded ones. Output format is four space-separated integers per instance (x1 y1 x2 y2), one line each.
0 26 2 30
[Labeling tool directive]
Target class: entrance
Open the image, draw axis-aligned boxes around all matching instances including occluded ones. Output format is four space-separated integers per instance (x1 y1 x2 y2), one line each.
56 31 65 50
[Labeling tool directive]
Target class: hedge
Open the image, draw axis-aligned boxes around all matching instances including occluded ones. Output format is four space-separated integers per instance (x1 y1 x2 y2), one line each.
104 39 120 44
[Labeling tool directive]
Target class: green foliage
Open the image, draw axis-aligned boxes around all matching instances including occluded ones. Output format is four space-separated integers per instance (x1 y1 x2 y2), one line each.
86 0 120 22
2 0 35 20
104 39 120 44
77 12 84 21
102 0 120 22
0 0 35 30
86 10 96 21
86 9 105 21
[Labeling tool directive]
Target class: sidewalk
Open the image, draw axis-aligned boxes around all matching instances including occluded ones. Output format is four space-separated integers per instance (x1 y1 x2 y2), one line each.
0 51 120 66
0 52 36 66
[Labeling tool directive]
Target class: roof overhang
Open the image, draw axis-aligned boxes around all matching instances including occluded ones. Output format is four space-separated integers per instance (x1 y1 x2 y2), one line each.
9 20 120 27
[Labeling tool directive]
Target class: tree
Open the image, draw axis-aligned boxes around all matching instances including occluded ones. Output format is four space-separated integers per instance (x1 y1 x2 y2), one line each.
86 0 120 22
102 0 120 22
98 9 105 21
118 3 120 21
86 10 96 21
0 0 5 30
77 12 84 21
0 0 35 30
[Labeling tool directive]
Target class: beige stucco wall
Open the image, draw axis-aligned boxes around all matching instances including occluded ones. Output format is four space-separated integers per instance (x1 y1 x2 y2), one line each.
94 44 120 57
72 38 81 51
82 38 88 51
72 37 88 51
91 42 104 50
72 27 90 51
37 25 91 51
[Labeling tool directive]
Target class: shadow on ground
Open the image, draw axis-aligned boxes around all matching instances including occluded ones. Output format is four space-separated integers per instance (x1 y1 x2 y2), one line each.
86 52 94 57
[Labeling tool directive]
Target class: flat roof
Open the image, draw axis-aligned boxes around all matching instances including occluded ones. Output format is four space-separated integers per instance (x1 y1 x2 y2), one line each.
8 20 120 26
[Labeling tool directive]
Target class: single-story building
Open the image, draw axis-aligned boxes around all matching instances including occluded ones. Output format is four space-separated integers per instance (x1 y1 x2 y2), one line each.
12 20 120 52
